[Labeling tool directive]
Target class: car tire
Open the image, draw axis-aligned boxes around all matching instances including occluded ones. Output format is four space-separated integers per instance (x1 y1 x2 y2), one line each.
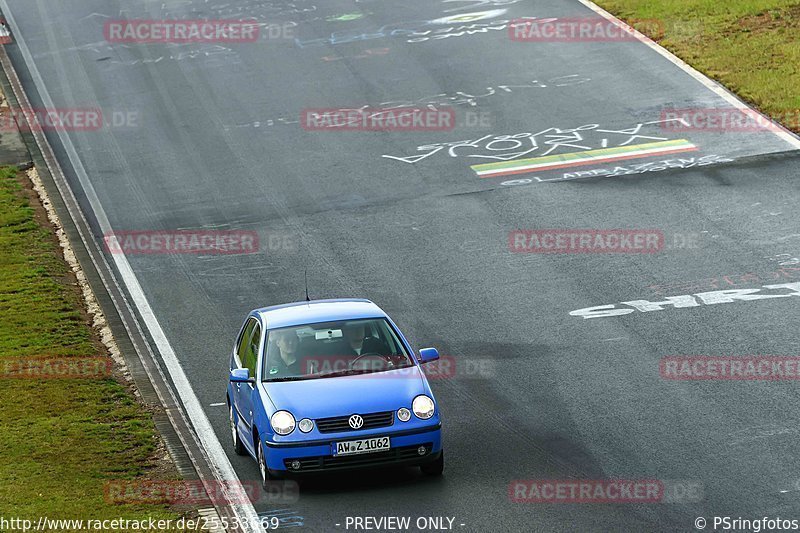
229 405 246 456
257 437 274 489
420 451 444 476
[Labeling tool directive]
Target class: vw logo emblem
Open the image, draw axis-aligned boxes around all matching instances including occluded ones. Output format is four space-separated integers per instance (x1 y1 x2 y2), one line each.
348 414 364 429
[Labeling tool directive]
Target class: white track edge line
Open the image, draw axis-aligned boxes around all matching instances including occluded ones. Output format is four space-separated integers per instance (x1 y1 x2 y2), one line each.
0 5 261 531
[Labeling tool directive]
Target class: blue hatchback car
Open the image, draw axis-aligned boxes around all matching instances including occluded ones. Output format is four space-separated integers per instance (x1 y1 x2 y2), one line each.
227 299 443 486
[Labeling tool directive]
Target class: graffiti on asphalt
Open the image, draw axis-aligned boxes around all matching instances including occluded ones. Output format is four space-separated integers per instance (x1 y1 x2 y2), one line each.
381 119 689 164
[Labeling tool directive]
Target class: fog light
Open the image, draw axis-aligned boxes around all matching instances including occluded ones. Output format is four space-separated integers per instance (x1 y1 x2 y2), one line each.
397 408 411 422
298 418 314 433
417 446 427 456
291 460 301 470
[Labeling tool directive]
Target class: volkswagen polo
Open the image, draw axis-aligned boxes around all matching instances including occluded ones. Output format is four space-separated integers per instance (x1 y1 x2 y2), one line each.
226 299 443 486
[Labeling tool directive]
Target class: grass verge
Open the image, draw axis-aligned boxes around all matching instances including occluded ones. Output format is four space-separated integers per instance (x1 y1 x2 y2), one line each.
0 166 188 529
596 0 800 133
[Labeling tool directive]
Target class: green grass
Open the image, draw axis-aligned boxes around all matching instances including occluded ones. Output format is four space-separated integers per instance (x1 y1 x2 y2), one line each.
597 0 800 131
0 167 186 529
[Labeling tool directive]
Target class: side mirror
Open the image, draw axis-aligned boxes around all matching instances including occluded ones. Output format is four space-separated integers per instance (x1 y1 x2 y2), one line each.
230 368 254 383
418 348 440 364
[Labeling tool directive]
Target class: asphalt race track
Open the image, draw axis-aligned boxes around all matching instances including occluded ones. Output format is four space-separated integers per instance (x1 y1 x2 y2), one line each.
4 0 800 530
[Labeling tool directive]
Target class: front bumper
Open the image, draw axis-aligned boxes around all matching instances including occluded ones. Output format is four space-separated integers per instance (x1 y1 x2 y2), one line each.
264 424 442 474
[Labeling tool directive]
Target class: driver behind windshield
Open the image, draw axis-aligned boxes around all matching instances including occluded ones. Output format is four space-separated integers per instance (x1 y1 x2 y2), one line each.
343 322 367 355
265 320 411 380
267 329 301 378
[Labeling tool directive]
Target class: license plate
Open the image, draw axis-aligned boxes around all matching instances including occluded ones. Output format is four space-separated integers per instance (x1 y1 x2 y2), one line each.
334 436 390 456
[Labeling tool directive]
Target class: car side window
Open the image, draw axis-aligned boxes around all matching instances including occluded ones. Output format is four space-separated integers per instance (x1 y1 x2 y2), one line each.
243 323 261 380
235 318 257 366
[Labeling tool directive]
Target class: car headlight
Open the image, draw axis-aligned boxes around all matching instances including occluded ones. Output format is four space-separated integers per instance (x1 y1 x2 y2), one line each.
412 395 435 420
270 411 296 435
397 408 411 422
298 418 314 433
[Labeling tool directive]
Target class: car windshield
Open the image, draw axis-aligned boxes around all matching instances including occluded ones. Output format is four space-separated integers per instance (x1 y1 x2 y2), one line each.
262 318 414 382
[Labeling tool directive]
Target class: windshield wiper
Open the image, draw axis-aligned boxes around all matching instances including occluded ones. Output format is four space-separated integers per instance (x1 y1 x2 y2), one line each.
265 365 407 382
264 375 317 382
317 368 375 379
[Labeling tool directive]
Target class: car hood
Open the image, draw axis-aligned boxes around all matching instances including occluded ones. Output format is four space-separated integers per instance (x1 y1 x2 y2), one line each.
262 366 428 418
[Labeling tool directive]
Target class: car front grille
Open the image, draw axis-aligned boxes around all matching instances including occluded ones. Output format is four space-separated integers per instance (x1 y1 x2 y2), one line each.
315 411 394 433
283 443 433 472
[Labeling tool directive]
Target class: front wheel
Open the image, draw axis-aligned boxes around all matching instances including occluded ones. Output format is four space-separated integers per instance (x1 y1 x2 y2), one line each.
229 405 246 456
257 439 274 489
420 451 444 476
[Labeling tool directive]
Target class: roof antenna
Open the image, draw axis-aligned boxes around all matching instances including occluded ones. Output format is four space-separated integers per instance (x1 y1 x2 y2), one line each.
304 269 310 302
